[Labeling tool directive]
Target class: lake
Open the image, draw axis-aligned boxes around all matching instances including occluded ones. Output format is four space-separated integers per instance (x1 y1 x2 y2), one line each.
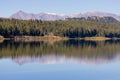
0 40 120 80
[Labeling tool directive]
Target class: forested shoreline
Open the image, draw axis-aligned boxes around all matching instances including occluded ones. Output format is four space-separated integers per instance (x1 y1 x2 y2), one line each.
0 18 120 38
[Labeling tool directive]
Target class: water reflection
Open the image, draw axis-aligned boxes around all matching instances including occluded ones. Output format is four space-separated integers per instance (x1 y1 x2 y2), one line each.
0 40 120 65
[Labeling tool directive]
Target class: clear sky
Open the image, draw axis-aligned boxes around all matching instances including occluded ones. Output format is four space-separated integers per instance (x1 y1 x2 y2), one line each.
1 0 120 17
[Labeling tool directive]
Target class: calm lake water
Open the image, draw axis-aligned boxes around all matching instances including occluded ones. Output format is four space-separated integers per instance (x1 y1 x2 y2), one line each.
0 40 120 80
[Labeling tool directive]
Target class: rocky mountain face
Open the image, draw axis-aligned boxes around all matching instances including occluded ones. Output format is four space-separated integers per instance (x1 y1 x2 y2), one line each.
71 11 120 21
66 16 119 23
10 10 120 21
10 10 67 20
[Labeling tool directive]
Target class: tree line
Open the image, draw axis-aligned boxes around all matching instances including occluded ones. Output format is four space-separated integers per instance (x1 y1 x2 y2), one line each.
0 18 120 38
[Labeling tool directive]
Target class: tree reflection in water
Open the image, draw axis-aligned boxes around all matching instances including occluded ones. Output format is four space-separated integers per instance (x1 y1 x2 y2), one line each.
0 40 120 65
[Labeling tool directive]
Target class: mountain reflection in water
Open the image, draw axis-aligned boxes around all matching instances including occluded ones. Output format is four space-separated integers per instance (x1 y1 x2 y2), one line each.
0 40 120 65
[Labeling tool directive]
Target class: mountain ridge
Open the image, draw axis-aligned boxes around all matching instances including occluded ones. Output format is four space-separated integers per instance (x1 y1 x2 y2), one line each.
10 10 67 20
66 16 119 23
10 10 120 21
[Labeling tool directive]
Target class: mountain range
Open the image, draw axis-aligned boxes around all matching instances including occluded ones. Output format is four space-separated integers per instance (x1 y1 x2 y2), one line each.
66 16 119 23
10 10 120 21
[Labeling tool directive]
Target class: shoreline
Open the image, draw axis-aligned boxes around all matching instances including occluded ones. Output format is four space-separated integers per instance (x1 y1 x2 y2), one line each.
1 36 120 41
14 36 68 42
80 37 111 41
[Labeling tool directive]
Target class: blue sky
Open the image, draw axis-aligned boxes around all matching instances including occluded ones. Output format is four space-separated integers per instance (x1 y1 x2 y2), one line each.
0 0 120 17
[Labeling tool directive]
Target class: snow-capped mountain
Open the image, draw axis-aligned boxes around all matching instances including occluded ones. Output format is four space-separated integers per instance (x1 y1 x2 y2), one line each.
10 10 67 20
10 10 120 21
72 11 120 21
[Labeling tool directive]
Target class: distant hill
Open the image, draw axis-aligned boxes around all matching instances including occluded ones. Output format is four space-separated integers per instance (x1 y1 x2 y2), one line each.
66 16 119 23
10 10 120 21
